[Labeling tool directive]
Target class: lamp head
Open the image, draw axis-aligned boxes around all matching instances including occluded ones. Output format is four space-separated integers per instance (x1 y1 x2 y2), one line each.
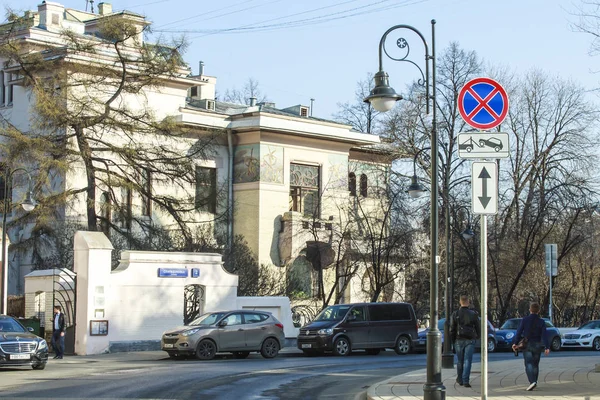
407 175 426 198
461 225 475 240
364 70 402 112
21 191 36 212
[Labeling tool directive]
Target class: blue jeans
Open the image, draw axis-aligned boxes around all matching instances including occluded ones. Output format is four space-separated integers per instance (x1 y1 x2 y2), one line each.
523 341 543 384
51 331 65 357
455 338 476 384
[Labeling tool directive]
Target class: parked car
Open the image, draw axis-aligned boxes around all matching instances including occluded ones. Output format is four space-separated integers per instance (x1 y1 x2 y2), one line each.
495 318 562 352
161 310 285 360
0 315 48 370
297 302 418 356
561 320 600 351
414 317 497 353
478 137 503 152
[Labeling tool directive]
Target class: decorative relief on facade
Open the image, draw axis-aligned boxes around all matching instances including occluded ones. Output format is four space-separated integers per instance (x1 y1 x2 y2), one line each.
233 144 260 183
260 145 284 184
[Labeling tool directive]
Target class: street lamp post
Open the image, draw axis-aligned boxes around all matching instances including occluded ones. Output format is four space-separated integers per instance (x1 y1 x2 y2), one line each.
364 20 443 400
1 167 36 315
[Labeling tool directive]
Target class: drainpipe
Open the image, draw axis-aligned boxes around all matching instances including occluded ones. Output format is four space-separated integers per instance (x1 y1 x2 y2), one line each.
227 129 234 250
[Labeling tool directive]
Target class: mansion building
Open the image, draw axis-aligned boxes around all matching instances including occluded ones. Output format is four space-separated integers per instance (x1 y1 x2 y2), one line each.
1 1 403 307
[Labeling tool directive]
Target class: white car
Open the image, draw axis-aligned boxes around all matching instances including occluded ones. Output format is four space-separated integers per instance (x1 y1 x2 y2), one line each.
561 320 600 351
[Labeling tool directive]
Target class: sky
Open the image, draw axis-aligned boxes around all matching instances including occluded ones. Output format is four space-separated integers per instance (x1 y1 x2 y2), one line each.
2 0 598 120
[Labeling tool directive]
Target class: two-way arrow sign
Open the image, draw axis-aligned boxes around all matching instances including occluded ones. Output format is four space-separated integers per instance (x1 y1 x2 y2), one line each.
472 161 498 215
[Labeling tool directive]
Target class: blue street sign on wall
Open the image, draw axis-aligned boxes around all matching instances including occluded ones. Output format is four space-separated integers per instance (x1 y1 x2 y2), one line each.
157 268 188 278
191 268 200 278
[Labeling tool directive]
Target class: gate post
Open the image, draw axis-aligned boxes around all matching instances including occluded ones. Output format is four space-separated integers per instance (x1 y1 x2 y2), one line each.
73 231 113 355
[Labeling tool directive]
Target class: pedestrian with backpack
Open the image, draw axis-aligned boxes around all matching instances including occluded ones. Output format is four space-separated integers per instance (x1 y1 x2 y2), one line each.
449 295 480 388
511 302 550 391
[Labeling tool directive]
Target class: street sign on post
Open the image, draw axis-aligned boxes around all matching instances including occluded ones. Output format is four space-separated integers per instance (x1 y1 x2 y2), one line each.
472 161 498 215
457 132 510 159
545 244 558 276
458 78 509 130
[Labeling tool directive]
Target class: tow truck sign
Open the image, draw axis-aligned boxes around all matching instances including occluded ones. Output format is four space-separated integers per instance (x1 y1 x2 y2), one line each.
457 132 509 159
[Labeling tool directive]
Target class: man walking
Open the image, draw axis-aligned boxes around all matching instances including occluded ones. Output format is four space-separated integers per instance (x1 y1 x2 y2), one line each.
511 302 550 391
449 295 480 388
51 305 66 359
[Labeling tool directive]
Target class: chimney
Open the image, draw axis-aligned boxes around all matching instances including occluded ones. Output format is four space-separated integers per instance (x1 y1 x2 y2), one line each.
199 61 204 76
98 3 112 15
249 97 257 106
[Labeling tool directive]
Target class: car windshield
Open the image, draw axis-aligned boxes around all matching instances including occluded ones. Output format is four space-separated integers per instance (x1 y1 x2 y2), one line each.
578 321 600 330
314 305 351 321
0 317 27 333
188 312 227 326
500 319 521 330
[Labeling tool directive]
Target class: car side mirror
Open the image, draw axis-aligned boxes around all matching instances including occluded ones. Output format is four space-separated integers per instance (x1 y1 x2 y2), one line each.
27 327 34 332
218 320 228 327
347 315 357 322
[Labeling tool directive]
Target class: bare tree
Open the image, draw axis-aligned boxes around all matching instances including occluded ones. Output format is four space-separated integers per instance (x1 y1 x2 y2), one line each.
333 73 381 134
221 78 269 105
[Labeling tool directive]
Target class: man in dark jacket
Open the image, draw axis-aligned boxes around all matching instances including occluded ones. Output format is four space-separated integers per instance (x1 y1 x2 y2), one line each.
449 295 480 388
51 305 66 359
511 302 550 391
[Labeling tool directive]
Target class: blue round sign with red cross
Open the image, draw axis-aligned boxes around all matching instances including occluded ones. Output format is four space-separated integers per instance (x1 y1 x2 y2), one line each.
458 77 509 130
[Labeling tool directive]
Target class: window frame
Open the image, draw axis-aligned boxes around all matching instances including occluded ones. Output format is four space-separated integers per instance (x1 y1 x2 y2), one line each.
289 163 321 218
195 166 217 214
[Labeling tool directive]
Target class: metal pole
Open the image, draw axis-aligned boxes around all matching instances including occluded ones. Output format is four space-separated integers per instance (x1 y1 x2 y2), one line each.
423 19 445 400
549 273 552 321
1 169 9 315
442 189 453 368
480 214 488 400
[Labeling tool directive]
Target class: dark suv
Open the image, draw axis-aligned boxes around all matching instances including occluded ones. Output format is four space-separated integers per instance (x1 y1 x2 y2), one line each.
297 302 418 356
0 315 48 370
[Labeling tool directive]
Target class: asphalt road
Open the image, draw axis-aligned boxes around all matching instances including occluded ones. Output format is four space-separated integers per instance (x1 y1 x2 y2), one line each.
0 349 596 399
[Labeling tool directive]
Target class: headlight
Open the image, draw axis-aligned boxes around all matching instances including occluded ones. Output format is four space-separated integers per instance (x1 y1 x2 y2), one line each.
182 328 201 337
38 340 48 350
506 332 514 339
317 328 333 336
581 333 592 338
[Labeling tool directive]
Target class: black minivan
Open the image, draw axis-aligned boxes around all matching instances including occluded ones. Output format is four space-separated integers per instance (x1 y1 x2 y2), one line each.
297 302 418 356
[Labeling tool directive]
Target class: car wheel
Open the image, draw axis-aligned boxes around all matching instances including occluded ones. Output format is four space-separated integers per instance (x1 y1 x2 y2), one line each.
195 339 217 360
333 337 351 356
32 363 46 370
479 140 486 147
261 338 280 358
551 337 561 351
494 146 501 152
394 336 411 355
593 337 600 351
487 338 496 353
466 146 472 152
366 348 381 355
233 351 250 359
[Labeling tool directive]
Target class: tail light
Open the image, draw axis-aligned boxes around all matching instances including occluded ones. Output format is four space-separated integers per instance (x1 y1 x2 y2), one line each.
275 323 284 330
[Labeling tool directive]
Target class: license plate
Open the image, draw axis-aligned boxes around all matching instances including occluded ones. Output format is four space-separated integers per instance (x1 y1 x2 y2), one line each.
164 343 174 348
9 354 30 360
419 340 426 344
301 344 312 349
564 341 576 344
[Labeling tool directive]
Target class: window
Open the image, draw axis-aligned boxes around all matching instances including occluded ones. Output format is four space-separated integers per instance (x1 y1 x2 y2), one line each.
349 306 366 322
118 186 132 230
195 166 217 213
0 71 5 106
289 163 320 218
7 73 13 105
222 313 243 326
368 304 411 321
360 174 368 197
0 164 12 213
190 86 198 97
99 191 111 236
140 169 151 217
243 313 268 324
348 172 356 196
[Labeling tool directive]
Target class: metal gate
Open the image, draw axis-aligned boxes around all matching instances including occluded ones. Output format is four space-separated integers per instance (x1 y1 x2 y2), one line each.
183 284 205 325
52 268 76 355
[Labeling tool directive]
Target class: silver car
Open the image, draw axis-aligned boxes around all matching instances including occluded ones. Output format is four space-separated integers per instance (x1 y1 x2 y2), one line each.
161 310 285 360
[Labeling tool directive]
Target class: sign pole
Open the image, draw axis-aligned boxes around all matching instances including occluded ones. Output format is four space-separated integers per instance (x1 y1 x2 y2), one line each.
549 272 553 321
480 214 488 400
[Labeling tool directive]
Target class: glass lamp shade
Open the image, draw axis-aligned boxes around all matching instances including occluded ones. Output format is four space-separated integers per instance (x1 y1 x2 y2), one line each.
407 175 426 198
461 227 475 240
21 192 36 212
370 97 398 112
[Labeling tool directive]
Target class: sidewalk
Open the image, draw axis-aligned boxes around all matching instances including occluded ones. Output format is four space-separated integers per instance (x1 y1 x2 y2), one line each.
367 356 600 400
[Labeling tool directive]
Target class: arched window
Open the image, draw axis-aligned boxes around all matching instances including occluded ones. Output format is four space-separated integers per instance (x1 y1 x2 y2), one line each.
360 174 368 197
348 172 356 196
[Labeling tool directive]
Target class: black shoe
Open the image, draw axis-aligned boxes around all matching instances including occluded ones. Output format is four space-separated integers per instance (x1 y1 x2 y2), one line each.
53 355 59 359
463 383 472 388
456 379 463 386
